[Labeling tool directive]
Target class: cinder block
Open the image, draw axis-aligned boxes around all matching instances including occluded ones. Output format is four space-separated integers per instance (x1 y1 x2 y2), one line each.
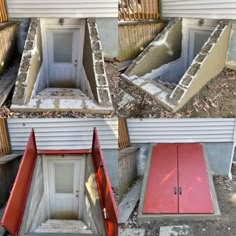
181 75 193 87
170 86 185 102
187 63 200 77
95 61 105 74
95 74 108 86
97 87 112 106
142 83 162 95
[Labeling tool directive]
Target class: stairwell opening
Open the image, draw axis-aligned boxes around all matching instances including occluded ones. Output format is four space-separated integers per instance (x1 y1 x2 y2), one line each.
17 153 107 235
122 18 231 112
11 18 113 114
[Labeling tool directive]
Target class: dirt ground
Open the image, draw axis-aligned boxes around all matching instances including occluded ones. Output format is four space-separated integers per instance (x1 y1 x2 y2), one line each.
1 59 235 118
123 172 236 236
108 60 236 118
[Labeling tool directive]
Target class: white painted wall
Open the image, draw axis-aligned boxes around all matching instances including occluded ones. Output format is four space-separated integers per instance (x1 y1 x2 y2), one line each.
6 0 118 18
161 0 236 19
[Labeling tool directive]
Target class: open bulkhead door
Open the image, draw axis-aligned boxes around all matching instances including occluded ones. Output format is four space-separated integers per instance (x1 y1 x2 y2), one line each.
91 128 119 236
1 129 37 236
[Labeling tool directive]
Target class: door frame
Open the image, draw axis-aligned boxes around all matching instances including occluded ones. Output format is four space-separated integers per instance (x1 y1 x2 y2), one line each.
40 19 85 89
43 155 86 219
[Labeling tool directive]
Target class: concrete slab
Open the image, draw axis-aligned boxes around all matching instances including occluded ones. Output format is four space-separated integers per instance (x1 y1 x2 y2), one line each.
11 98 114 114
118 92 135 109
59 99 84 110
119 180 142 224
132 78 147 86
141 83 162 95
159 225 192 236
38 99 57 109
119 228 145 236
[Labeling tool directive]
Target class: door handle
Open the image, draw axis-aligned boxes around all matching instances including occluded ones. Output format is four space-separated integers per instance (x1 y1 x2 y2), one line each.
179 187 182 195
174 187 177 195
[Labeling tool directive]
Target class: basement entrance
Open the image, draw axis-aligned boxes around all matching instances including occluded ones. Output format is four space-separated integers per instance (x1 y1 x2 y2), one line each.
46 157 85 219
1 129 119 236
139 143 220 220
47 28 80 88
11 18 114 114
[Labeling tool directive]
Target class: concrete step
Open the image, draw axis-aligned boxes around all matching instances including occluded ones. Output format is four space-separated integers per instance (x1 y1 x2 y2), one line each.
35 88 90 99
34 220 93 234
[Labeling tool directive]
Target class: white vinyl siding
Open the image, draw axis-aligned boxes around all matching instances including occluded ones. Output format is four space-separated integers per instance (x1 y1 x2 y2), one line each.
127 118 236 143
7 118 118 150
6 0 118 18
161 0 236 19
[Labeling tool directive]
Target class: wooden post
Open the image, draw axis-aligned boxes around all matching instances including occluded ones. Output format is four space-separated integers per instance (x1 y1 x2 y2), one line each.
0 118 10 156
0 0 8 23
118 118 130 149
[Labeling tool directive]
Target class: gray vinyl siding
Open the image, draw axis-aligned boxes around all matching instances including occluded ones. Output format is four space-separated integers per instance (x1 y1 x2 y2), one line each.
6 0 118 18
127 118 236 144
7 118 118 150
161 0 236 19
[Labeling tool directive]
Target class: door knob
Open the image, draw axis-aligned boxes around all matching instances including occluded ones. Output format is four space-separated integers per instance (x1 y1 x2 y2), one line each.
76 194 79 197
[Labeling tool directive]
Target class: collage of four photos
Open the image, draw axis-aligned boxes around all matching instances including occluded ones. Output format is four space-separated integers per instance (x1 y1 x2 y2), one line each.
0 0 236 235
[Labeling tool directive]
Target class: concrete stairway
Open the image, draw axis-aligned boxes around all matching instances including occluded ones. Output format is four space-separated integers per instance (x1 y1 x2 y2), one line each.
32 219 94 234
35 88 90 99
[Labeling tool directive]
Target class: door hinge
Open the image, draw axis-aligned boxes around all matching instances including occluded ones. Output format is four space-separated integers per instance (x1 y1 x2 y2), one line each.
102 208 108 219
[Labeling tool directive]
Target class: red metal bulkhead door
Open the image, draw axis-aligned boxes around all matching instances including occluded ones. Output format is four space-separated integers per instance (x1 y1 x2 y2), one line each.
178 143 214 214
91 128 118 236
143 144 179 214
1 129 37 236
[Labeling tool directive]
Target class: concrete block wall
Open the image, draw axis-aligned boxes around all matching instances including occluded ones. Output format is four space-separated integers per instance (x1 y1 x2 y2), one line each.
12 18 42 105
122 19 232 112
83 18 112 107
170 20 232 110
0 23 18 75
125 18 182 77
